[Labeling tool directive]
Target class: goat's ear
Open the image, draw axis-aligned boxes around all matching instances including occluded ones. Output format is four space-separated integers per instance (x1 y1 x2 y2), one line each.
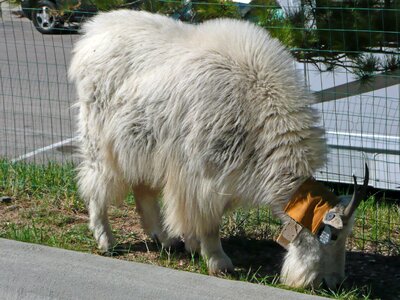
322 209 343 229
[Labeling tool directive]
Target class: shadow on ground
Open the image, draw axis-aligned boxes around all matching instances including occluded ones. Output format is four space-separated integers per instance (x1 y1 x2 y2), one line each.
345 251 400 300
103 236 399 300
222 237 400 300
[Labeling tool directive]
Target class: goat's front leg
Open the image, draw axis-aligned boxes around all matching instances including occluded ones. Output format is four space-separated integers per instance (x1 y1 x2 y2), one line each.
200 230 233 274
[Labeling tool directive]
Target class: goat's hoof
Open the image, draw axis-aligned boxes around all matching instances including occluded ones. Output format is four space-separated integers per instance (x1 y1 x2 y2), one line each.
207 255 234 275
99 243 121 257
96 232 116 252
102 249 120 257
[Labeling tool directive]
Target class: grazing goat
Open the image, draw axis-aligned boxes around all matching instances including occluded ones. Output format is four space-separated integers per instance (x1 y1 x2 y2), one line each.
69 10 368 289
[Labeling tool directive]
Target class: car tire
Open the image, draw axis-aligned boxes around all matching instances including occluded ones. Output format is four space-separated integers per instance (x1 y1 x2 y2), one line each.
31 0 61 34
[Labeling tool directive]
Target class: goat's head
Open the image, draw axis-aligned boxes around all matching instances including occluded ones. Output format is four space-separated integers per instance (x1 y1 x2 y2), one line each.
280 165 369 290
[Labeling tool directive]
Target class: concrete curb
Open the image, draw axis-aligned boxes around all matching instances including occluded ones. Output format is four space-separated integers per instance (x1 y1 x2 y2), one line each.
0 238 328 300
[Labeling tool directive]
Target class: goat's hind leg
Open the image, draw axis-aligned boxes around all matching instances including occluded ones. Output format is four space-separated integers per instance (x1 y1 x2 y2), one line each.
79 162 129 252
133 184 177 247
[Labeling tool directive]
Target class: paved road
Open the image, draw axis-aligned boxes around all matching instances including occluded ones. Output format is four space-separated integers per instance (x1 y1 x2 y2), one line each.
0 4 78 163
0 238 328 300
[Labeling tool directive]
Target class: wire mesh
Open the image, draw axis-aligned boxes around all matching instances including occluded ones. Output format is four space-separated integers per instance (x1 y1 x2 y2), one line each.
0 3 79 164
0 1 399 256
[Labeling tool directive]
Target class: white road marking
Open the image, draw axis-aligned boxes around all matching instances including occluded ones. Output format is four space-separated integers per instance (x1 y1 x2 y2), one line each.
11 136 79 163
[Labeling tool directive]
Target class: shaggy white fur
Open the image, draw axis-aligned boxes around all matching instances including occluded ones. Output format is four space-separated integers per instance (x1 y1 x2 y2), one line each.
69 10 353 289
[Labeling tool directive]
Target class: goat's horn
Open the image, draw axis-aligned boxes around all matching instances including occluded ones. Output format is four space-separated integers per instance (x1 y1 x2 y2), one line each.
344 164 369 219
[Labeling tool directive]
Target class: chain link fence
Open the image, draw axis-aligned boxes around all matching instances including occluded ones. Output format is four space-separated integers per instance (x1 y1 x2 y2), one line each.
0 1 399 256
0 2 78 163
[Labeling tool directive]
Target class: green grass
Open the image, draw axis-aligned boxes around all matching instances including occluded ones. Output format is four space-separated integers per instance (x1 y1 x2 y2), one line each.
2 222 95 251
352 195 400 255
0 159 82 210
1 159 398 299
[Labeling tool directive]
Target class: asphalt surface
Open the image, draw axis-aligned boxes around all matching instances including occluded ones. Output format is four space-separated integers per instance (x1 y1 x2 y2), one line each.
0 238 328 300
0 4 78 163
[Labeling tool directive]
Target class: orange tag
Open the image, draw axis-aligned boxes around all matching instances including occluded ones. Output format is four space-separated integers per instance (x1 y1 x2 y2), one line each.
284 179 339 234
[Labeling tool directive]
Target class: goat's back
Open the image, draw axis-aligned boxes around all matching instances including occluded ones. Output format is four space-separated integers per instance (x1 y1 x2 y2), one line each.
69 10 326 207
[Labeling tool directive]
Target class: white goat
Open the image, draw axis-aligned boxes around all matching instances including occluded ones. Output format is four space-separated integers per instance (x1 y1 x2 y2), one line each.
69 10 368 289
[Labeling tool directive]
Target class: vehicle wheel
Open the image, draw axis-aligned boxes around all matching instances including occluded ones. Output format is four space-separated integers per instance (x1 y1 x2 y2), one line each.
31 1 61 34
